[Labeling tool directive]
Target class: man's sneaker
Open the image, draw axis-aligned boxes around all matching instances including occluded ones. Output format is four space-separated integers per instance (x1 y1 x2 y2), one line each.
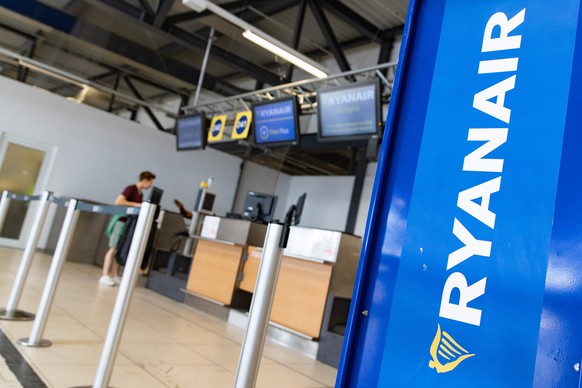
99 276 116 286
113 276 122 285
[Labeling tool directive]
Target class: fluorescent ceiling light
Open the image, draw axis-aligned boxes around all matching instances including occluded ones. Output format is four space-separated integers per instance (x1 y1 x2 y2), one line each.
243 30 328 79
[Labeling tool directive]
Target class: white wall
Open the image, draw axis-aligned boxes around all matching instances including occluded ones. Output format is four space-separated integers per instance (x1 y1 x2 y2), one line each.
0 76 243 246
233 160 378 236
233 161 281 213
281 175 355 232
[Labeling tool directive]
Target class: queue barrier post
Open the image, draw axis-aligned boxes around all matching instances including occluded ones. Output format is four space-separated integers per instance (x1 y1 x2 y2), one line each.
90 202 157 388
0 190 11 231
234 194 305 388
234 222 285 388
0 190 52 321
182 210 200 256
18 199 79 347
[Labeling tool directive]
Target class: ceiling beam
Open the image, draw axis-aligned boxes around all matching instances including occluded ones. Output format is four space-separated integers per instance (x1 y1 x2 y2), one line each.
285 0 307 82
88 0 283 86
163 0 300 74
165 0 270 25
308 0 351 73
153 0 176 28
124 76 167 132
381 25 405 40
137 0 155 17
321 0 382 44
0 0 245 96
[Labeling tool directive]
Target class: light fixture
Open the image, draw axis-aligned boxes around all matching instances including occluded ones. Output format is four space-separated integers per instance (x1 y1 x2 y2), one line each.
182 0 329 79
242 30 328 79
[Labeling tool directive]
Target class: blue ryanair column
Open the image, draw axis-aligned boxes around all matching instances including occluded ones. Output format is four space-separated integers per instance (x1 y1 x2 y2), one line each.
337 0 582 387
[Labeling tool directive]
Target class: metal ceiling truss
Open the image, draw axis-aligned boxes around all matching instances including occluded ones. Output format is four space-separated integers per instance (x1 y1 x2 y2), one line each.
123 76 170 132
199 62 395 176
87 0 284 86
1 0 246 96
308 0 352 74
164 0 272 25
320 0 384 44
153 0 176 28
285 0 308 82
182 61 396 115
0 0 404 176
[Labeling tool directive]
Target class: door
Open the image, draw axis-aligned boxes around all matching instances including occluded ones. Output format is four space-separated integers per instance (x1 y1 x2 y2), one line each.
0 133 56 248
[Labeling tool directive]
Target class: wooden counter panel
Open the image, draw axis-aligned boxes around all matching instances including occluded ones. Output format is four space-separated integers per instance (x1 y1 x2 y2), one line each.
240 246 261 293
270 257 332 339
186 240 244 305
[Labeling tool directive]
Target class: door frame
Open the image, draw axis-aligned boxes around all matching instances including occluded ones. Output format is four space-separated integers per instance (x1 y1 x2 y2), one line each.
0 132 57 248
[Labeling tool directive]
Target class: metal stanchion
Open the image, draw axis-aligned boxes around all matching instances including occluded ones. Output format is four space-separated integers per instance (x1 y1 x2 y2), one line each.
234 222 285 388
0 190 11 230
0 190 52 321
234 194 305 388
87 202 156 388
18 199 79 347
183 211 199 256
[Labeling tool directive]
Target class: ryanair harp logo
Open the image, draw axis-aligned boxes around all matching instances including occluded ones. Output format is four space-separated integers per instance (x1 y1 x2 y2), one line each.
429 324 475 373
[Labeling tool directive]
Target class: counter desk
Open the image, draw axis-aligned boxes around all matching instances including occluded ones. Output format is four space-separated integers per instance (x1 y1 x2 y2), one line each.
240 226 361 339
185 216 266 306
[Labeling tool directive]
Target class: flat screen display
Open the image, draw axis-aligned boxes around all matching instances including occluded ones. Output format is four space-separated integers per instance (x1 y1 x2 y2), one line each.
252 97 299 146
176 113 206 150
200 191 216 214
241 191 277 223
317 80 380 140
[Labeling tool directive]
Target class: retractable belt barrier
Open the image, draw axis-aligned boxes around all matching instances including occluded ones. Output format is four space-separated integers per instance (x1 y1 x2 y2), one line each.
0 190 53 321
1 191 157 387
15 198 143 350
0 190 142 323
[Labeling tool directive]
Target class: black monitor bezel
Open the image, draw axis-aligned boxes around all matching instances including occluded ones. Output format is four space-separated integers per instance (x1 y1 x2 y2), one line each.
252 96 300 147
241 191 278 223
317 79 382 142
198 191 216 215
175 112 207 151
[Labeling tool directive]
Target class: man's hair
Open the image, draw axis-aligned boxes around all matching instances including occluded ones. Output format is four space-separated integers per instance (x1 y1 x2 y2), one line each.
139 171 156 181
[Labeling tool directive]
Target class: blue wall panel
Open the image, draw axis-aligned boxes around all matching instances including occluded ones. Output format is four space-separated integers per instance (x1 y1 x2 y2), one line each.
337 0 582 386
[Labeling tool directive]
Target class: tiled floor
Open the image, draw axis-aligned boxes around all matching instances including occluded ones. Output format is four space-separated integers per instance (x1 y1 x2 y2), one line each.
0 247 337 387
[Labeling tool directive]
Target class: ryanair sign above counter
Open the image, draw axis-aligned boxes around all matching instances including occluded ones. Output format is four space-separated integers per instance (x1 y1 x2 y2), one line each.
337 0 582 387
207 115 226 142
231 111 252 140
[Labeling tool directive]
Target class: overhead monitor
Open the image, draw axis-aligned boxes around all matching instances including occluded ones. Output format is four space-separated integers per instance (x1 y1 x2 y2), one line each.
252 97 299 146
175 113 207 150
241 191 278 223
317 80 381 141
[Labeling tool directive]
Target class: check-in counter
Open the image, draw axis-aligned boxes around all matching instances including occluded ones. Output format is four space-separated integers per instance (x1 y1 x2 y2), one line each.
240 226 361 339
186 216 266 305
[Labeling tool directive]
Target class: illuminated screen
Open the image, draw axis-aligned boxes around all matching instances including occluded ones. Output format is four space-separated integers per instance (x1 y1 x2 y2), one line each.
252 97 299 146
176 113 206 150
318 80 380 139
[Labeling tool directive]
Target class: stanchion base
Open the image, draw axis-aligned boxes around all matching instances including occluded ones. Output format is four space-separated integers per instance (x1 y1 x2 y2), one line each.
70 386 118 387
17 337 52 347
0 308 35 321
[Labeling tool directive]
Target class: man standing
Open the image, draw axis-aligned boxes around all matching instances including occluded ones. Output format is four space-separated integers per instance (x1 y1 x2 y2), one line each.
100 171 156 286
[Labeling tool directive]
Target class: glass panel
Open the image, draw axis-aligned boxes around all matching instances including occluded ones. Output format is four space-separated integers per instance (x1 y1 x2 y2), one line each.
0 143 45 239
